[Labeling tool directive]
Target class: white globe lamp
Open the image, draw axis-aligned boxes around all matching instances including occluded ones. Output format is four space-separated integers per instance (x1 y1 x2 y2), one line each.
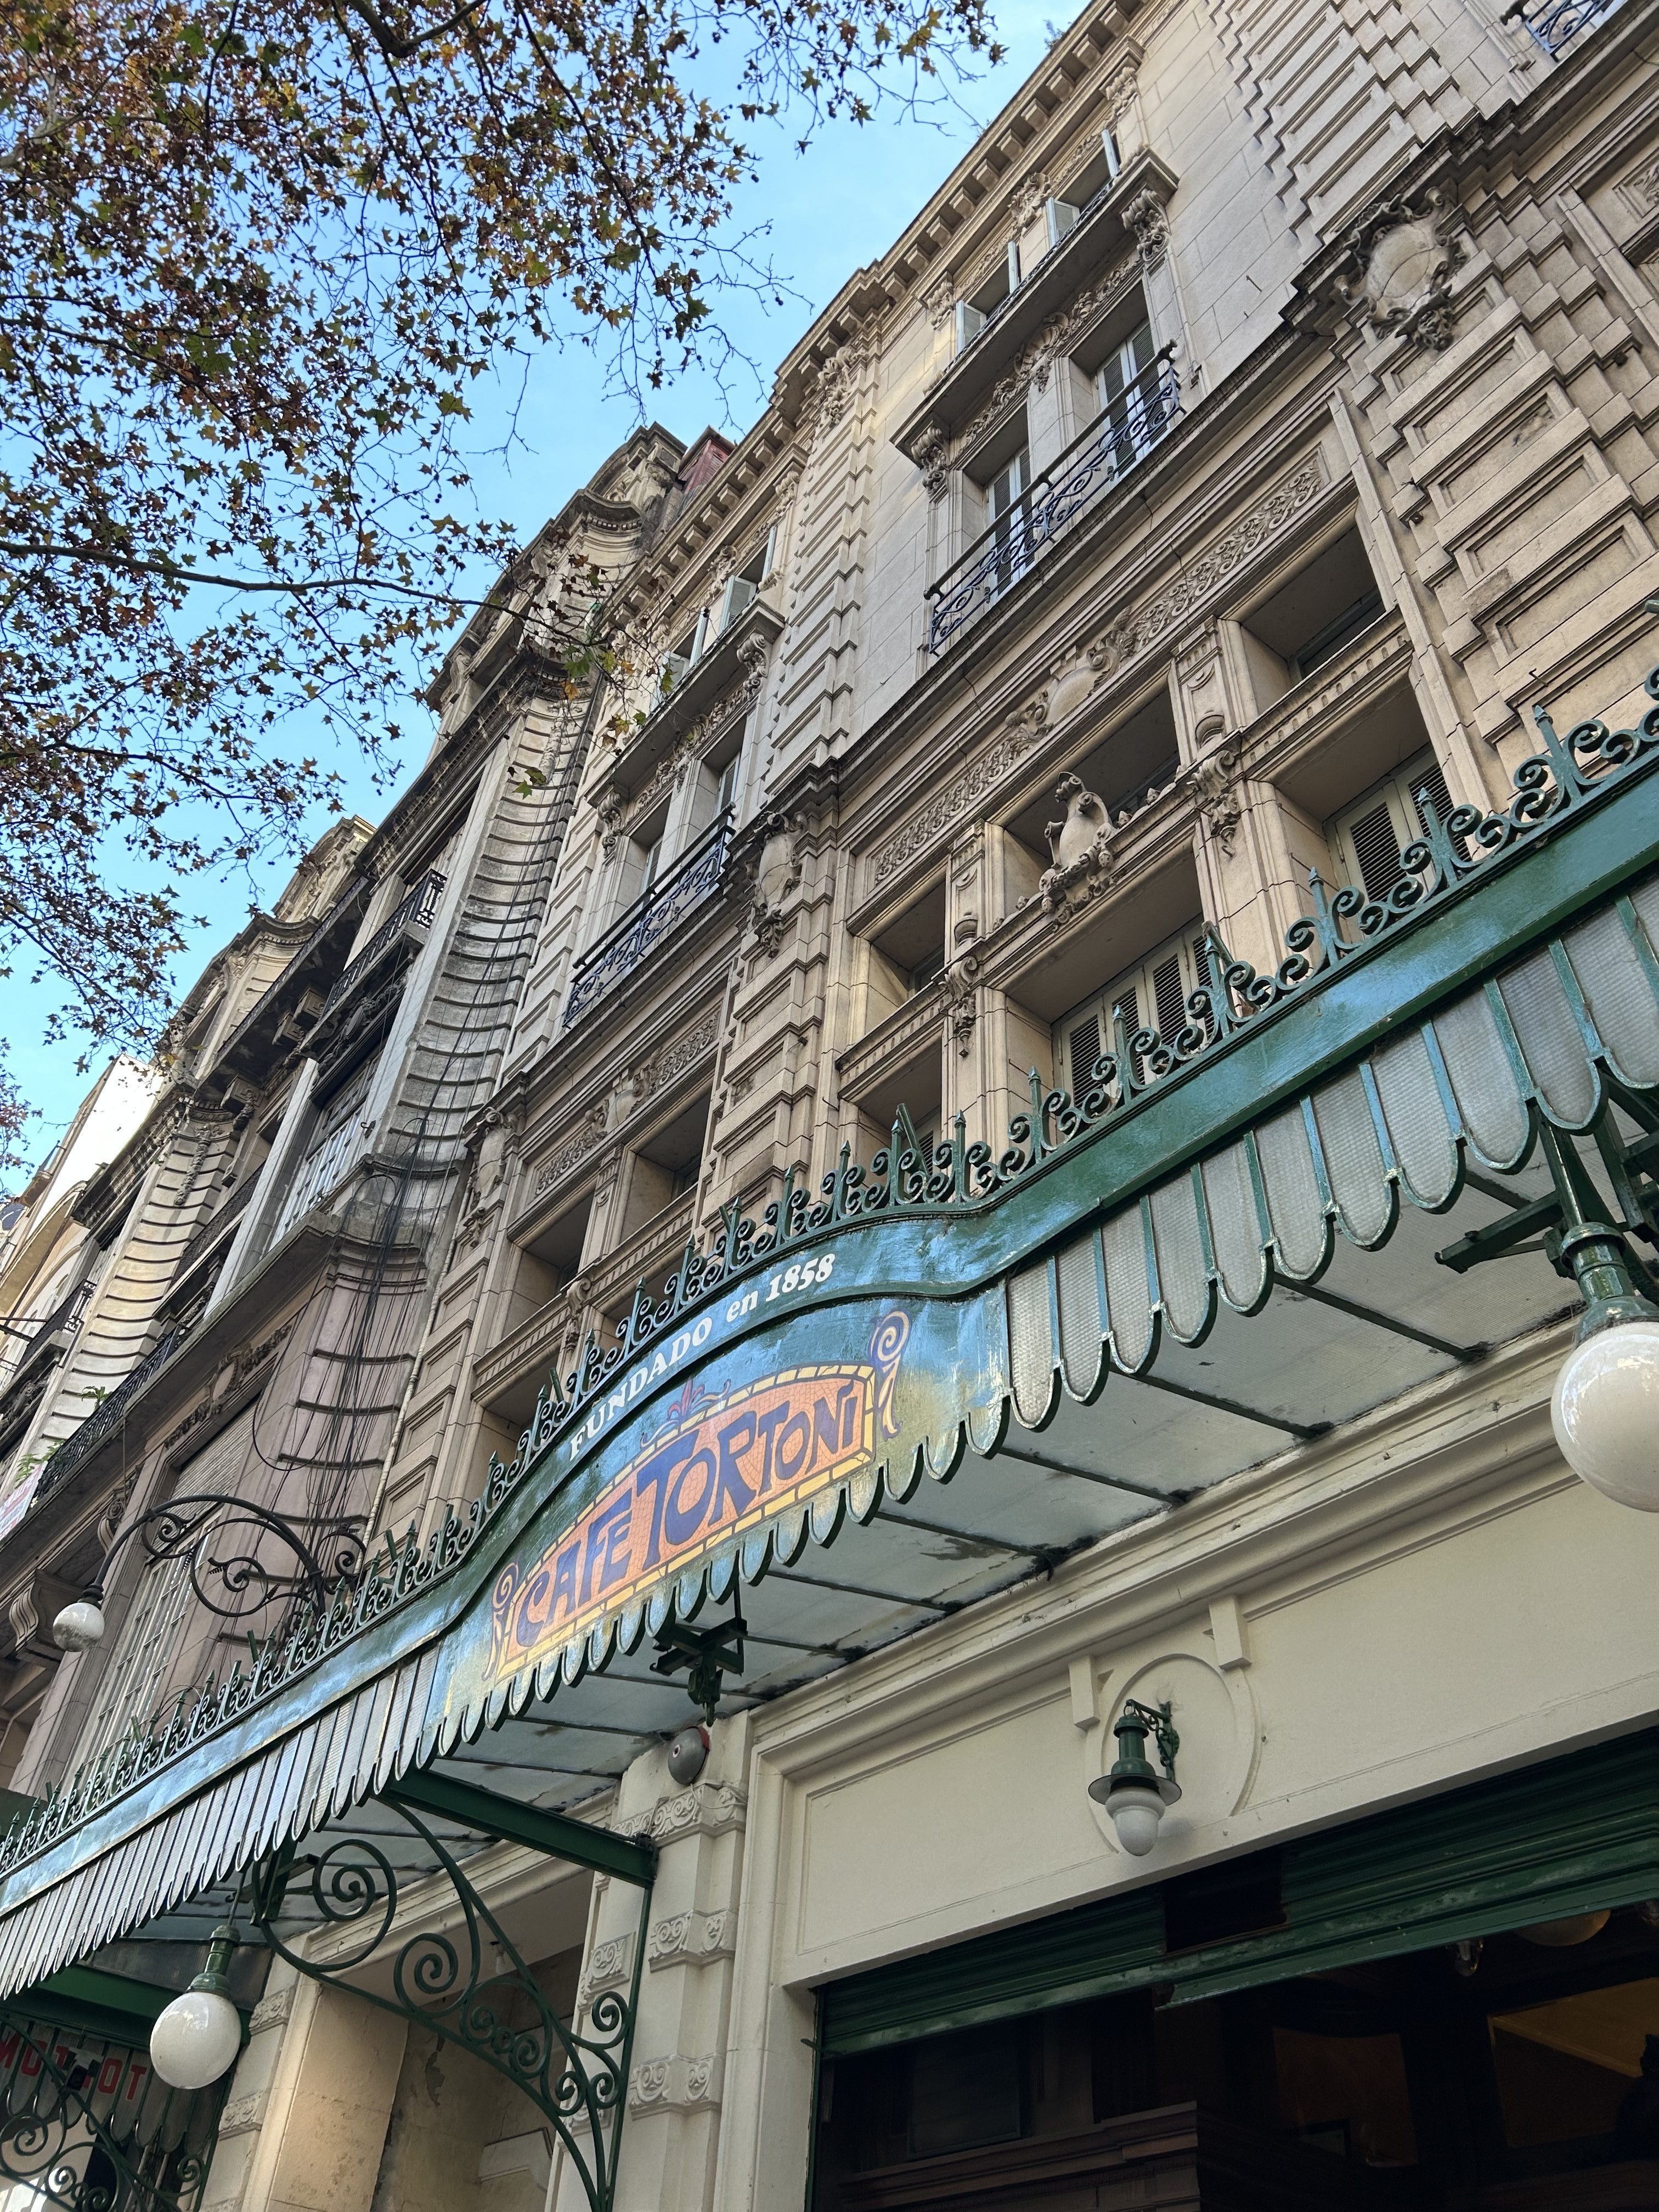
1551 1317 1659 1510
150 1927 243 2090
51 1591 105 1653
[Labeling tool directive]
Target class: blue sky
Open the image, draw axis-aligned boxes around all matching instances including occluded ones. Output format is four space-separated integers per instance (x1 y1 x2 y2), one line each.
8 1 1057 1162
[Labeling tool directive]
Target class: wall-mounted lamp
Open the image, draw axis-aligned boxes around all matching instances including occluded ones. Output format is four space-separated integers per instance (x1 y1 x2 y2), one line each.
149 1922 244 2089
51 1494 365 1653
1088 1699 1181 1856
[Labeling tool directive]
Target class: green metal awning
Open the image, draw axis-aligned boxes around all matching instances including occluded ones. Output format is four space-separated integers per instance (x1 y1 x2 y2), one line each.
0 678 1654 2010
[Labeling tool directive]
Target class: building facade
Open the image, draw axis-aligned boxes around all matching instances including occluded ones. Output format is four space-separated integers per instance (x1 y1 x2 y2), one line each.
1 0 1659 2207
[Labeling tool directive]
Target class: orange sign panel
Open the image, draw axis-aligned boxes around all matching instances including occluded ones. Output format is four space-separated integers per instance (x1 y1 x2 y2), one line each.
488 1357 883 1687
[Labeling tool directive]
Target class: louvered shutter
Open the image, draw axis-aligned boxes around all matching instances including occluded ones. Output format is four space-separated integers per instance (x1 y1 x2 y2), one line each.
1348 801 1404 899
1152 950 1187 1040
1068 1015 1101 1100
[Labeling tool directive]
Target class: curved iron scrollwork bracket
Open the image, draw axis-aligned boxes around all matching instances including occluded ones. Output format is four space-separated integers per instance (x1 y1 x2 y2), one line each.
0 2011 221 2212
249 1798 648 2212
94 1495 366 1626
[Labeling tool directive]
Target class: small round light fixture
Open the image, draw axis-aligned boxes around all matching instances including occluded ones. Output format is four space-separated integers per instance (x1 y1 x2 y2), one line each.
1552 1317 1659 1510
667 1724 709 1786
1517 1910 1610 1949
1088 1700 1181 1858
51 1591 106 1653
149 1926 242 2090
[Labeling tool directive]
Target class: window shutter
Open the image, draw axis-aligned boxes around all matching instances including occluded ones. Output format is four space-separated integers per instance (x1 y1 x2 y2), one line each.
1068 1016 1101 1100
1152 951 1187 1040
1347 800 1404 900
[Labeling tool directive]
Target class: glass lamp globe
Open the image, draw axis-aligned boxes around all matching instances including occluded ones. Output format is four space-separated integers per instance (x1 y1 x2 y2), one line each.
150 1988 241 2090
1102 1780 1169 1858
1551 1319 1659 1510
51 1596 105 1653
150 1927 242 2090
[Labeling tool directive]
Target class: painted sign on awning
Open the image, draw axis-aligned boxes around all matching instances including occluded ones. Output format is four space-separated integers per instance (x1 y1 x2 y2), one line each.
487 1313 909 1689
443 1291 1008 1719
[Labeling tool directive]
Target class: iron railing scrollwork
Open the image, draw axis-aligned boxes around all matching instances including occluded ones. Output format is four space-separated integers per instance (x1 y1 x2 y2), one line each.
319 870 446 1019
251 1800 648 2212
1502 0 1624 53
562 808 735 1030
93 1495 367 1628
2 669 1658 1883
927 352 1182 654
33 1331 188 1508
0 2012 223 2212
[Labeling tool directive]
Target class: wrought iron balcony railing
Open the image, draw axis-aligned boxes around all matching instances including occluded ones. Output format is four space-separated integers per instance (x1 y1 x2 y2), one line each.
1502 0 1624 53
562 809 735 1030
319 868 446 1019
926 351 1182 656
32 1327 186 1505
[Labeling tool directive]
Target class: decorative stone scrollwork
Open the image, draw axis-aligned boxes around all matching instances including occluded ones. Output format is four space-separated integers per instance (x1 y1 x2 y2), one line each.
913 424 949 502
747 812 800 960
922 276 956 330
1040 776 1116 918
1189 734 1246 858
941 957 981 1059
596 790 625 862
736 630 770 702
1124 187 1169 273
1340 187 1464 353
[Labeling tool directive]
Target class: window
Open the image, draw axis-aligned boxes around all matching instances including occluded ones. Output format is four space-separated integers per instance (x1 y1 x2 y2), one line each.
955 242 1021 352
659 610 710 695
1097 319 1162 456
75 1409 261 1765
77 1547 193 1766
1047 130 1120 245
719 528 777 634
639 831 664 893
1058 919 1212 1096
1289 596 1385 682
867 882 948 1016
985 448 1030 596
715 753 740 814
272 1063 374 1239
1327 749 1455 904
1239 531 1385 709
619 1090 712 1239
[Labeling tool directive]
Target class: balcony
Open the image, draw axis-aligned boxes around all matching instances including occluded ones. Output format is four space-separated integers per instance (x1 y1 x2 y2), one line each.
319 868 445 1021
32 1326 187 1505
562 808 735 1030
0 1280 95 1455
1502 0 1626 53
926 352 1182 656
597 595 782 804
894 148 1177 456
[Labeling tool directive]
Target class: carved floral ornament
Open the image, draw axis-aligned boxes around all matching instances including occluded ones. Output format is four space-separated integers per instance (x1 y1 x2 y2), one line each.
1122 187 1169 273
1340 187 1465 353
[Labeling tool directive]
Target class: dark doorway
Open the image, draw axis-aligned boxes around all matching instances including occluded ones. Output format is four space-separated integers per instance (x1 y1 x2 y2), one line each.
810 1900 1659 2209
